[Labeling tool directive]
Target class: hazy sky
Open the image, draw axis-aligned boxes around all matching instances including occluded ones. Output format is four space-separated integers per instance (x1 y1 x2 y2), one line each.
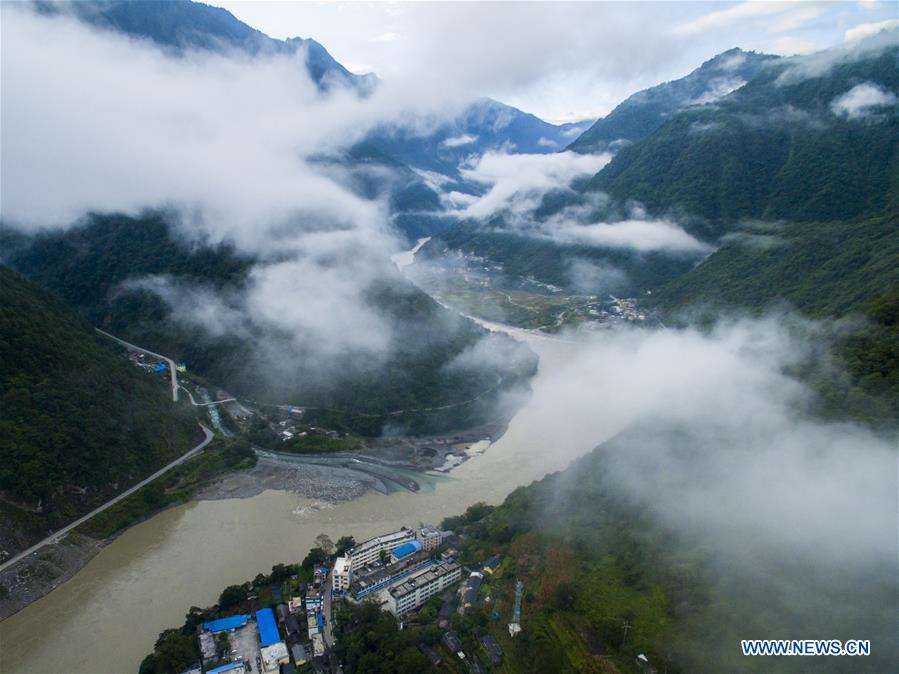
216 1 897 122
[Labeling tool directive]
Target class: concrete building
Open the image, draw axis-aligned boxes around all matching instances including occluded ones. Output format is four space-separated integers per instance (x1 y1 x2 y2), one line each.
384 560 462 616
260 643 289 673
331 555 351 592
206 664 245 674
389 540 422 564
416 525 443 551
339 528 416 572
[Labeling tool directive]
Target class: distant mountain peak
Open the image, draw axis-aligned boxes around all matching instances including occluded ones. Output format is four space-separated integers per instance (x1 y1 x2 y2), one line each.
34 0 374 93
567 47 779 154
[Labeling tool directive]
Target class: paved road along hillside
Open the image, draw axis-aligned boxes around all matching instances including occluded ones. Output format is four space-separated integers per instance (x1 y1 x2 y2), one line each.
0 424 213 574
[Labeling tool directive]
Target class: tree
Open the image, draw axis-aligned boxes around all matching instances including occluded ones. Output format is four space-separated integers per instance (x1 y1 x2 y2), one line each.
315 533 335 555
336 535 356 556
302 547 328 572
219 584 246 608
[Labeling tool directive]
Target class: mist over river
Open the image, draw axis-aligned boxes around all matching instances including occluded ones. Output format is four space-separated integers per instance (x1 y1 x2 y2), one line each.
0 328 620 674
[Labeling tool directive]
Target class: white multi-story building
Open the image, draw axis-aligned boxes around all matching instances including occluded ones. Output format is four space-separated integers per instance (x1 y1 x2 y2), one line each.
332 528 417 592
384 560 462 616
416 525 443 551
331 556 351 592
342 528 416 571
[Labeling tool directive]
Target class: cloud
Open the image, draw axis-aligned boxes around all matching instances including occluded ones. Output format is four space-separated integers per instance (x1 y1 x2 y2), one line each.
769 35 818 55
440 134 479 148
459 151 612 220
844 18 899 42
0 4 393 243
0 5 522 403
674 2 821 37
565 258 629 295
830 82 898 118
548 218 713 254
775 25 898 84
522 316 896 667
684 76 747 105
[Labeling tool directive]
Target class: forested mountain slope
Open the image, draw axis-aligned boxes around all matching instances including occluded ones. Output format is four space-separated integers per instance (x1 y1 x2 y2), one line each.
38 0 375 93
587 42 899 239
568 47 778 154
451 419 896 674
0 266 200 554
2 214 536 436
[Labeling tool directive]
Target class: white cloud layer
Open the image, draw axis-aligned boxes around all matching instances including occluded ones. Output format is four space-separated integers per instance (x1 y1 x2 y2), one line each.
459 151 612 220
549 218 714 254
831 81 898 118
531 317 897 569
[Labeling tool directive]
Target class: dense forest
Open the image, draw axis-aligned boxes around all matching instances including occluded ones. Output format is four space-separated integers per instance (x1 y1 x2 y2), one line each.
0 266 200 553
567 48 778 154
3 213 537 436
651 212 899 423
587 47 899 239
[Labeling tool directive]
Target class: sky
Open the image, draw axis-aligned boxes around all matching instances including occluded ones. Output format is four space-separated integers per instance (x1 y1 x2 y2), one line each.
216 0 898 122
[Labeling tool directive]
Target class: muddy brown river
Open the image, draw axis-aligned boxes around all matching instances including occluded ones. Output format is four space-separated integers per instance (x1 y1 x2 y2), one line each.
0 327 621 674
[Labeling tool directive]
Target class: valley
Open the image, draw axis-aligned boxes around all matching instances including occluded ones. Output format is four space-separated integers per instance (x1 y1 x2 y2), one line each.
1 2 896 674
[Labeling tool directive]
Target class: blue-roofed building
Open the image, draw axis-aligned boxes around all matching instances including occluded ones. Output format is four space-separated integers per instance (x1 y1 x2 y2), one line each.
205 663 245 674
151 363 168 373
390 540 422 562
202 614 250 632
256 608 280 646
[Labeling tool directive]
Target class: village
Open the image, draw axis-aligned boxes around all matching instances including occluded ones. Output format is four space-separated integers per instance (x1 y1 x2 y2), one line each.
177 525 529 674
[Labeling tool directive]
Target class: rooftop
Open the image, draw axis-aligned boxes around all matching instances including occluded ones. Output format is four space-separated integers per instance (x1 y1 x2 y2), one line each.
389 561 460 600
391 540 422 560
347 528 413 557
202 614 250 632
256 608 280 647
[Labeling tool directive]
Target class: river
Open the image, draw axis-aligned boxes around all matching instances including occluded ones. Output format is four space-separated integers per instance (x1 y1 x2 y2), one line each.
0 310 622 674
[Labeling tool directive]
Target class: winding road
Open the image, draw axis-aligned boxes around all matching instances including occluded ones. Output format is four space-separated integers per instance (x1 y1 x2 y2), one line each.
0 424 213 574
95 328 180 402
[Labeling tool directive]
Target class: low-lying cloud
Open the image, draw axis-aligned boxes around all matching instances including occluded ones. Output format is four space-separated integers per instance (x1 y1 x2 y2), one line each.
458 151 612 220
516 315 896 667
0 5 522 402
831 81 898 119
549 218 713 254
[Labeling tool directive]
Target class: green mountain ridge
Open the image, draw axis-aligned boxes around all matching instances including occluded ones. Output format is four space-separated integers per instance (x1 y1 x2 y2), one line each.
0 265 200 555
2 213 537 436
568 47 779 154
587 43 899 239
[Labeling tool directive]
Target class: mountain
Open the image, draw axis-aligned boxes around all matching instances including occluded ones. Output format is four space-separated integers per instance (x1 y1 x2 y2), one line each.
586 40 899 239
0 265 200 556
2 214 536 436
365 97 594 180
36 0 376 93
568 48 779 154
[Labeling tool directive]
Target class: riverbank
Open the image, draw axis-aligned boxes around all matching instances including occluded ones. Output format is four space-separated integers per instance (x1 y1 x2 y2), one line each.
0 416 506 623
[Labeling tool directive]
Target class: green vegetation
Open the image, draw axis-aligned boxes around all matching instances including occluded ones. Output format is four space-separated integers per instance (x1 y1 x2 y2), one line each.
0 266 199 550
425 221 698 297
653 212 899 423
568 48 778 154
588 48 899 238
5 213 536 437
140 560 314 674
76 438 256 539
333 602 434 673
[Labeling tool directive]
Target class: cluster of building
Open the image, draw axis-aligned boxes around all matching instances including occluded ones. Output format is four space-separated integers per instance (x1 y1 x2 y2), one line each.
332 526 461 617
197 608 290 674
128 352 179 374
577 295 647 325
186 524 516 674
